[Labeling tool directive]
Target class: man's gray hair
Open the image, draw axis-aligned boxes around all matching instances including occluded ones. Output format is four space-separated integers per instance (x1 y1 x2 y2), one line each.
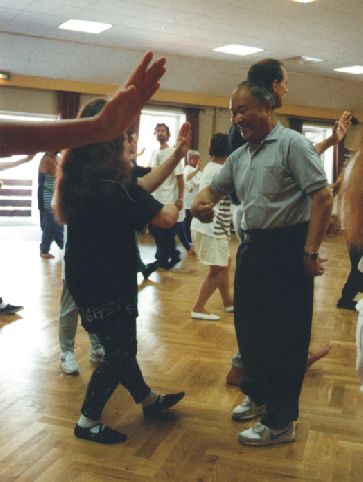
187 150 200 161
237 80 275 108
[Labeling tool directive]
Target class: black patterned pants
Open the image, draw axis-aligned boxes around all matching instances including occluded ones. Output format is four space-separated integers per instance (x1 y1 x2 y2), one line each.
78 300 150 420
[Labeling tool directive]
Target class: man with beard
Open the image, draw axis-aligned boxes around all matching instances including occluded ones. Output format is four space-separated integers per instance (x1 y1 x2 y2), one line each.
148 123 184 269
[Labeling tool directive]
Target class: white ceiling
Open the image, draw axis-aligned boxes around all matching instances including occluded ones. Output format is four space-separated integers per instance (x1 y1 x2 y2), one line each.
1 0 363 110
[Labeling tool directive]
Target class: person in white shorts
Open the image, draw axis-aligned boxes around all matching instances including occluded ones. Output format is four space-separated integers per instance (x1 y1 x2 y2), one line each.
190 133 234 321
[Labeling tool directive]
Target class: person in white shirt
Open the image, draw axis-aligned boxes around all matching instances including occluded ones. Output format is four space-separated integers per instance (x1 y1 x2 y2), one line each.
190 133 234 321
183 150 202 245
149 123 184 269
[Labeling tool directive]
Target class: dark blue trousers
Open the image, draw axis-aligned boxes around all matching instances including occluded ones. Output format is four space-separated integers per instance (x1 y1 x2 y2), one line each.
234 223 313 429
40 208 64 254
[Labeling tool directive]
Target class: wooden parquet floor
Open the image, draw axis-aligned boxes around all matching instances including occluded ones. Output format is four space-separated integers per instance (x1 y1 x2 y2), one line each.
0 227 362 482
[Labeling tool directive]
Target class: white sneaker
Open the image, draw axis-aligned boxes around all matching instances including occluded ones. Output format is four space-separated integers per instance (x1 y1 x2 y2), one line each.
90 346 105 363
238 421 295 446
60 351 79 374
224 305 234 313
232 396 266 421
190 311 220 321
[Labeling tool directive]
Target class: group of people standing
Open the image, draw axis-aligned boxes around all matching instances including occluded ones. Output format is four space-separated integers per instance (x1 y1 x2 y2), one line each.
1 51 361 449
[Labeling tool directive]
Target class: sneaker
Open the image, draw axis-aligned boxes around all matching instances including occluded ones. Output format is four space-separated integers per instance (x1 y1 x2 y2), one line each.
337 298 357 311
0 298 23 315
232 396 266 421
238 421 295 446
143 391 185 418
191 311 220 321
224 305 234 313
74 423 127 444
90 346 105 363
60 351 79 374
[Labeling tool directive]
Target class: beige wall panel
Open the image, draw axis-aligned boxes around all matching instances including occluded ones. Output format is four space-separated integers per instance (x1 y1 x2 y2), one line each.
0 86 57 115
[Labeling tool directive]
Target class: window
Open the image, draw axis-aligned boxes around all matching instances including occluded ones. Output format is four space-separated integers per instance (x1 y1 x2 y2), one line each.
0 111 57 224
302 125 333 183
137 107 186 167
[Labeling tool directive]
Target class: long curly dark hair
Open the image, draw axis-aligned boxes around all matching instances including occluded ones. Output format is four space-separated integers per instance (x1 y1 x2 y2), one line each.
55 99 128 224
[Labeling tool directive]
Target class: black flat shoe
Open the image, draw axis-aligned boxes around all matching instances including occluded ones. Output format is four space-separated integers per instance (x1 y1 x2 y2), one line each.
143 392 185 418
74 424 127 444
142 261 159 280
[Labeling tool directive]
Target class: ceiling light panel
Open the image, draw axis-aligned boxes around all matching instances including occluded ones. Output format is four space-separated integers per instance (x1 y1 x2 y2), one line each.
214 45 263 56
58 19 112 34
334 65 363 74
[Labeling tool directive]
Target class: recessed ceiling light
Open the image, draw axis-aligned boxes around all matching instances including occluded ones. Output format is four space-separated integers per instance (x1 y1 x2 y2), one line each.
58 19 112 34
334 65 363 75
292 0 315 3
214 45 263 57
301 56 323 63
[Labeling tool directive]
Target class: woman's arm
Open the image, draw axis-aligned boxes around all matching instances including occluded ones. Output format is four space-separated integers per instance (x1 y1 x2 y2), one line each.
0 52 166 157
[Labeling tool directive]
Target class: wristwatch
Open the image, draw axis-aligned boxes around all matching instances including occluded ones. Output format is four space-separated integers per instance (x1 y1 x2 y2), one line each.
303 250 319 260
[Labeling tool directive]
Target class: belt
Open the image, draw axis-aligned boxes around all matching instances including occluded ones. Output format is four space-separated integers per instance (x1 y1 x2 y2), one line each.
243 223 308 246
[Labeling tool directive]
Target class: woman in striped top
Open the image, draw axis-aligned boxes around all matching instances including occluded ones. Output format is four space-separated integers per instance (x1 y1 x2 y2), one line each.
190 133 234 321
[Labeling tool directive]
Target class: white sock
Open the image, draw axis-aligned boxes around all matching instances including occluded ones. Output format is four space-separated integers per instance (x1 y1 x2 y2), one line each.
77 414 100 428
141 390 158 407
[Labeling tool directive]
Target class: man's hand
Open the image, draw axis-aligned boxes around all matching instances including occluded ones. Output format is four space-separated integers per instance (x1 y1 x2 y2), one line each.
304 255 327 276
97 52 166 140
332 111 352 144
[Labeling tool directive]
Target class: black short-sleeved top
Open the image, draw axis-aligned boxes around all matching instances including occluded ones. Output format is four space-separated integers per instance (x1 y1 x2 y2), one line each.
65 179 162 309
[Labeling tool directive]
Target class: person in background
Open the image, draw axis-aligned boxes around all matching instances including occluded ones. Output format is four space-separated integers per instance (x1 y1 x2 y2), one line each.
127 130 159 280
183 149 203 248
341 136 363 390
190 133 234 321
0 154 34 315
148 123 184 269
58 226 105 374
336 140 363 310
38 151 64 259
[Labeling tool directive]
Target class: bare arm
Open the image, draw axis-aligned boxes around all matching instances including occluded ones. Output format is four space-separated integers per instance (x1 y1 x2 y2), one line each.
314 111 352 155
138 122 191 193
191 185 223 223
149 204 179 228
303 186 333 276
0 52 166 157
175 174 184 211
0 155 33 171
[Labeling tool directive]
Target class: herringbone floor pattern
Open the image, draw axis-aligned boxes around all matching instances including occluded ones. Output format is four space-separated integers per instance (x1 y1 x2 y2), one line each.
0 227 362 481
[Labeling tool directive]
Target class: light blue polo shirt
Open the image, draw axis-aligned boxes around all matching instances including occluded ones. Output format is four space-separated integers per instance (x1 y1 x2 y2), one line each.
210 122 328 230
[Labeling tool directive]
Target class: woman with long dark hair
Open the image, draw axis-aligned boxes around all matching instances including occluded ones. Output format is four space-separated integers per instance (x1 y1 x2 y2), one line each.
56 99 190 444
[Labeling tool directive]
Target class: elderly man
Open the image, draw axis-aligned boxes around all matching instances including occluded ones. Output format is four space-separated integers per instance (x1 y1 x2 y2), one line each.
192 80 332 446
